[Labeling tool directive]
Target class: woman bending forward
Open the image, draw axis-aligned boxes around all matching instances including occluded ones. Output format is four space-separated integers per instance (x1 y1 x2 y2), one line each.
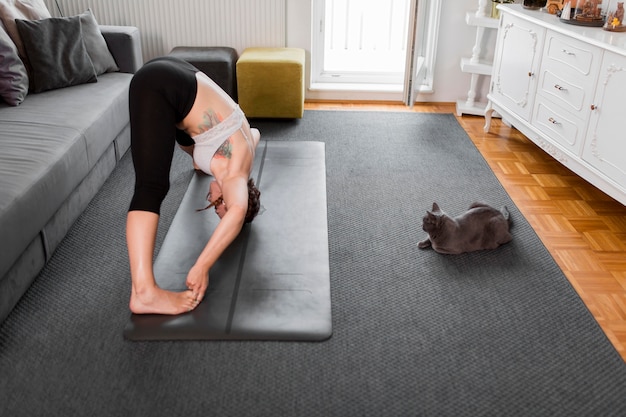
127 56 261 315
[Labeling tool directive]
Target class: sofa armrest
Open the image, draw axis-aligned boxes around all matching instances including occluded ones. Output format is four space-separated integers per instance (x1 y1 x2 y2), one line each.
100 25 143 74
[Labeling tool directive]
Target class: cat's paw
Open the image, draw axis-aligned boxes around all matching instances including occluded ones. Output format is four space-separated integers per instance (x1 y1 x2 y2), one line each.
417 239 431 249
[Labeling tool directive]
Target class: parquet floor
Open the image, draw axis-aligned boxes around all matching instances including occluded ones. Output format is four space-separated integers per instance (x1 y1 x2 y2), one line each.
305 101 626 362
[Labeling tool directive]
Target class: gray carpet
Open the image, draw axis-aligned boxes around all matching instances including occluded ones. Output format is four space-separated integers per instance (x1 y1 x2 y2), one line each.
1 111 626 416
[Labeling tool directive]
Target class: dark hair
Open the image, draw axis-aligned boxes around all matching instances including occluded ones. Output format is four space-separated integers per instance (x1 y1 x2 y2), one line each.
245 178 261 223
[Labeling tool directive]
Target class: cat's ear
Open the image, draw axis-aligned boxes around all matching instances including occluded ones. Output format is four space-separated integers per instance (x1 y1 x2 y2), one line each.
432 202 440 212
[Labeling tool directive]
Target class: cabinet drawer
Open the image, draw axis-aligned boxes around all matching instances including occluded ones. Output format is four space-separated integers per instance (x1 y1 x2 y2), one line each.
538 70 587 112
532 99 584 155
544 31 599 77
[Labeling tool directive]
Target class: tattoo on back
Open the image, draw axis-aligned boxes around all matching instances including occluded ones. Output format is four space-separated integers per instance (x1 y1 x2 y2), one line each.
215 140 232 159
198 110 221 131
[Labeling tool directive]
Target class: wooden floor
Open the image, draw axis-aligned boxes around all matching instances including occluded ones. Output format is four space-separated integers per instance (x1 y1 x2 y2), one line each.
305 101 626 362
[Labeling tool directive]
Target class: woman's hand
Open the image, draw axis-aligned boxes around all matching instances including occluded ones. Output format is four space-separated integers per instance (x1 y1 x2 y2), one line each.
186 263 209 303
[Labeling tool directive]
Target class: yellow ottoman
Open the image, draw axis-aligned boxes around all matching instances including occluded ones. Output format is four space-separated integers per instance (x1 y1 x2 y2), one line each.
237 47 305 119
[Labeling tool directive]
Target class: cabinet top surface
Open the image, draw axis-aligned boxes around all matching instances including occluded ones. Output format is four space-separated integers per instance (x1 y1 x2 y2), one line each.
500 4 626 55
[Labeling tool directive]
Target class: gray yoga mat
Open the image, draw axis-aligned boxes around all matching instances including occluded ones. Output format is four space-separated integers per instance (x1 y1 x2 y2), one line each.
123 141 332 341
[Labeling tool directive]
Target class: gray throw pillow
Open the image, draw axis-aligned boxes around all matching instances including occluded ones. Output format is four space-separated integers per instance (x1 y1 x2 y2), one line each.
79 9 119 74
0 25 28 105
15 16 97 93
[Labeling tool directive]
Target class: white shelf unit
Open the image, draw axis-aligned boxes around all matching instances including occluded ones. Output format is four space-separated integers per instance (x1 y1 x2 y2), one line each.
456 8 499 117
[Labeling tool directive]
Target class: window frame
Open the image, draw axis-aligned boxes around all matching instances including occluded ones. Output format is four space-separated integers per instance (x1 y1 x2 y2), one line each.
310 0 441 98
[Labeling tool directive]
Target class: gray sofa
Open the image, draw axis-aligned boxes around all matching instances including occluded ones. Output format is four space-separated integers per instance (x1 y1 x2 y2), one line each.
0 25 143 323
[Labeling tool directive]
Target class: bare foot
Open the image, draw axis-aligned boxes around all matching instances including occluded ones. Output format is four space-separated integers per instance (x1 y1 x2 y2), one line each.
129 285 199 315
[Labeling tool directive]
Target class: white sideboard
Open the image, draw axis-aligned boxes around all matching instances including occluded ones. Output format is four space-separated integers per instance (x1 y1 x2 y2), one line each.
485 4 626 206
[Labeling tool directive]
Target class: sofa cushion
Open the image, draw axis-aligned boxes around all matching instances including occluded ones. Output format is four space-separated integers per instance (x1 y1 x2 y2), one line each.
16 16 97 93
0 122 89 282
0 72 132 280
0 24 28 105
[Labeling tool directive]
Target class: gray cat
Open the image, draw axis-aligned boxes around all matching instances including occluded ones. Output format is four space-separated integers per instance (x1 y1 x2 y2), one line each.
418 202 512 254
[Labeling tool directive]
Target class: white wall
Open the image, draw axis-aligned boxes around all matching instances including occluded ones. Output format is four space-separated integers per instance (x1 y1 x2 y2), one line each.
287 0 498 103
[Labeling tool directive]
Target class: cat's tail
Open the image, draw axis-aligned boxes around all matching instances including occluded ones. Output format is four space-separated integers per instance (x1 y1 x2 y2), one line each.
501 205 513 227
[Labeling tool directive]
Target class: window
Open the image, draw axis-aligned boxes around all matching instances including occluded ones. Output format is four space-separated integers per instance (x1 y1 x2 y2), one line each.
311 0 441 102
315 0 410 85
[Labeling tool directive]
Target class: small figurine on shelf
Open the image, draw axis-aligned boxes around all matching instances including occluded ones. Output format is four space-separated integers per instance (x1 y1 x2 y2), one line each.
561 0 606 26
617 1 625 20
574 0 604 22
546 0 565 14
604 2 626 31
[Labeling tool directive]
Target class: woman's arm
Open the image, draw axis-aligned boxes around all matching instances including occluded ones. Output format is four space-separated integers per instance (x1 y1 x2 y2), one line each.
185 175 249 301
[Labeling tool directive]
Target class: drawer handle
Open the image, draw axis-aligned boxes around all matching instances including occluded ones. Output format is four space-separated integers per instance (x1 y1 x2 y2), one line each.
561 48 575 56
548 117 560 125
590 104 597 110
528 71 534 77
554 84 567 91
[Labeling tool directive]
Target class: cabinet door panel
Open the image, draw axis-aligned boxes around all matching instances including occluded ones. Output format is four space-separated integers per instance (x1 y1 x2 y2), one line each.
583 52 626 185
491 14 545 121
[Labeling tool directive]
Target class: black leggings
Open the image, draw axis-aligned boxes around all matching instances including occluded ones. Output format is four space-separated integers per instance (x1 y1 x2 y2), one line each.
128 57 198 214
